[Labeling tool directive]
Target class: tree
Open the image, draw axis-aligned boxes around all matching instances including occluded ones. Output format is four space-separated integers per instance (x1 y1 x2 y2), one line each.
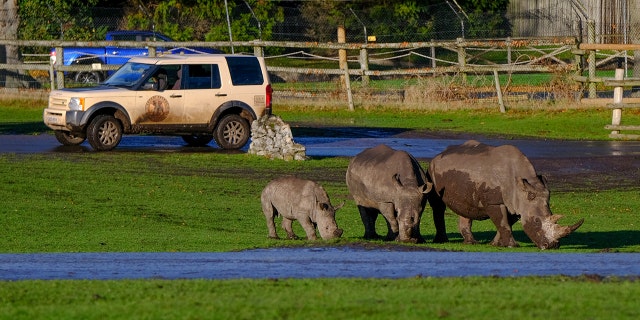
457 0 510 38
124 0 284 43
299 0 511 42
0 0 30 88
17 0 102 40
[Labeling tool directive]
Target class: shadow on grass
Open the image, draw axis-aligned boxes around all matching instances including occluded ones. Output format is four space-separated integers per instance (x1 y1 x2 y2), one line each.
0 122 48 135
291 126 410 138
433 230 640 251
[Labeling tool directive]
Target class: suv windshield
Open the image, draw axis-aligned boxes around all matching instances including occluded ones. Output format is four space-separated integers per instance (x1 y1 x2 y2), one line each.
103 62 156 88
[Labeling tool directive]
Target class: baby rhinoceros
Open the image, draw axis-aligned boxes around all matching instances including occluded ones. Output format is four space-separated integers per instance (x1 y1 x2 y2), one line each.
261 177 344 240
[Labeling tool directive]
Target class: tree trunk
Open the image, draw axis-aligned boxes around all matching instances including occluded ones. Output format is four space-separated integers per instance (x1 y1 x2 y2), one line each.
0 0 32 88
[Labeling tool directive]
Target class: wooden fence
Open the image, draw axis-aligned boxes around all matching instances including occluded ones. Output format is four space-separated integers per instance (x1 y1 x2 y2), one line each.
4 37 640 139
0 37 577 89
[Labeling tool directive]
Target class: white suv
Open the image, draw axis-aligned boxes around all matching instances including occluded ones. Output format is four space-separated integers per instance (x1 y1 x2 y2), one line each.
44 54 272 151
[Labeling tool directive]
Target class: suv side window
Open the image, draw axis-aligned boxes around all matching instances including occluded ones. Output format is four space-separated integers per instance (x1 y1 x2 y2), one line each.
184 64 221 89
225 56 264 86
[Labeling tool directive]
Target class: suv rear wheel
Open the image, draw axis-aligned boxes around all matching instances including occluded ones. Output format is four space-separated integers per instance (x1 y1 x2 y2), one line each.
182 134 214 146
214 114 250 149
87 114 123 151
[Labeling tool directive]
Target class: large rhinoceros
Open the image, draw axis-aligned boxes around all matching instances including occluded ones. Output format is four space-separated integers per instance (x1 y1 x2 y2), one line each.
346 144 436 243
261 176 344 240
428 140 584 249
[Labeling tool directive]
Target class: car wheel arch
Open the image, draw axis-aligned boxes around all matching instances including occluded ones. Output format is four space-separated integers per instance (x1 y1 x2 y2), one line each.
80 102 132 131
209 100 257 130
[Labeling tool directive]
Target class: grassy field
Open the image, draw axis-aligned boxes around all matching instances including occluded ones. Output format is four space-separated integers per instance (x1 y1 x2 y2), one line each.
1 99 639 319
3 97 640 140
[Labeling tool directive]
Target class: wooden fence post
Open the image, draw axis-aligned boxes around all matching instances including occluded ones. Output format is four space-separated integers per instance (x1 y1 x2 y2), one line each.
338 25 347 88
253 45 264 57
587 19 597 99
430 39 436 70
493 70 506 113
55 46 64 89
359 48 369 86
611 68 624 135
506 37 512 64
456 37 467 84
338 25 354 111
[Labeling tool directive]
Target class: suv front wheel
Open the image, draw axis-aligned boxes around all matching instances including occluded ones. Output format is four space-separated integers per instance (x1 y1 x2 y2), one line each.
87 114 123 151
214 114 250 149
54 131 86 146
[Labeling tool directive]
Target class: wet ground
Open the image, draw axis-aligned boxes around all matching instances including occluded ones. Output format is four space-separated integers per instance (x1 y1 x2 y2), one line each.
2 129 640 280
3 247 640 280
3 128 640 192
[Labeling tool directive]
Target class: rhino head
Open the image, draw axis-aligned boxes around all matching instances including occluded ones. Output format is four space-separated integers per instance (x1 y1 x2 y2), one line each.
516 176 584 249
313 201 344 240
392 174 433 243
523 215 584 249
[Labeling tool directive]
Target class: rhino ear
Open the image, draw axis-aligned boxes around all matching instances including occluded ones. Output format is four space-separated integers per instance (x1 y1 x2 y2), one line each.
537 175 548 187
518 178 536 191
392 173 404 187
517 178 537 200
419 182 433 194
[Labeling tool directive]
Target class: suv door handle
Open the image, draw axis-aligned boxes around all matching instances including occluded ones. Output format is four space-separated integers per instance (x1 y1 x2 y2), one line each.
170 94 182 98
215 93 227 97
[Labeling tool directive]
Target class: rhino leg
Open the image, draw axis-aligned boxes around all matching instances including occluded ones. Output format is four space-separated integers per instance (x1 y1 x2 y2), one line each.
488 205 519 247
281 217 299 240
299 216 318 241
458 217 478 244
429 194 449 243
358 206 382 239
411 222 426 244
378 202 400 241
262 203 280 239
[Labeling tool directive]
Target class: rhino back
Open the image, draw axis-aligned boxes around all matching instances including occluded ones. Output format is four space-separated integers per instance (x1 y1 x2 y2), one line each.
263 177 318 217
347 144 427 203
429 141 539 215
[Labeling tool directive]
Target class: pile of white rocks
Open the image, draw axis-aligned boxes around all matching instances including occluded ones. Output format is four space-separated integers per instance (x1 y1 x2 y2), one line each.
248 114 307 161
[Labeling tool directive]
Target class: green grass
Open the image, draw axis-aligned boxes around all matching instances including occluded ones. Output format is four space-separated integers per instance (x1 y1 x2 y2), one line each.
279 107 639 141
2 277 639 320
1 152 637 253
1 101 640 319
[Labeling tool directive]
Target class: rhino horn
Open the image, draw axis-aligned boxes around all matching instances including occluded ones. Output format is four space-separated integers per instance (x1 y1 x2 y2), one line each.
549 214 563 224
555 217 585 239
334 201 345 211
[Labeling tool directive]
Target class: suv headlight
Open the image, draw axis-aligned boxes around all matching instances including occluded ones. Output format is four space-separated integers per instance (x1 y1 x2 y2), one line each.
68 97 85 111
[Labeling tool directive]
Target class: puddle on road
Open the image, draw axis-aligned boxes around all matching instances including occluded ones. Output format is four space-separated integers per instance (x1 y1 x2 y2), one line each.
2 246 640 280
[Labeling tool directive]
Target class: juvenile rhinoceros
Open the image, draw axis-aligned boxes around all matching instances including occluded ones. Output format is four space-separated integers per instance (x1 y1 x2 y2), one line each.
346 144 434 243
428 140 584 249
261 177 344 240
